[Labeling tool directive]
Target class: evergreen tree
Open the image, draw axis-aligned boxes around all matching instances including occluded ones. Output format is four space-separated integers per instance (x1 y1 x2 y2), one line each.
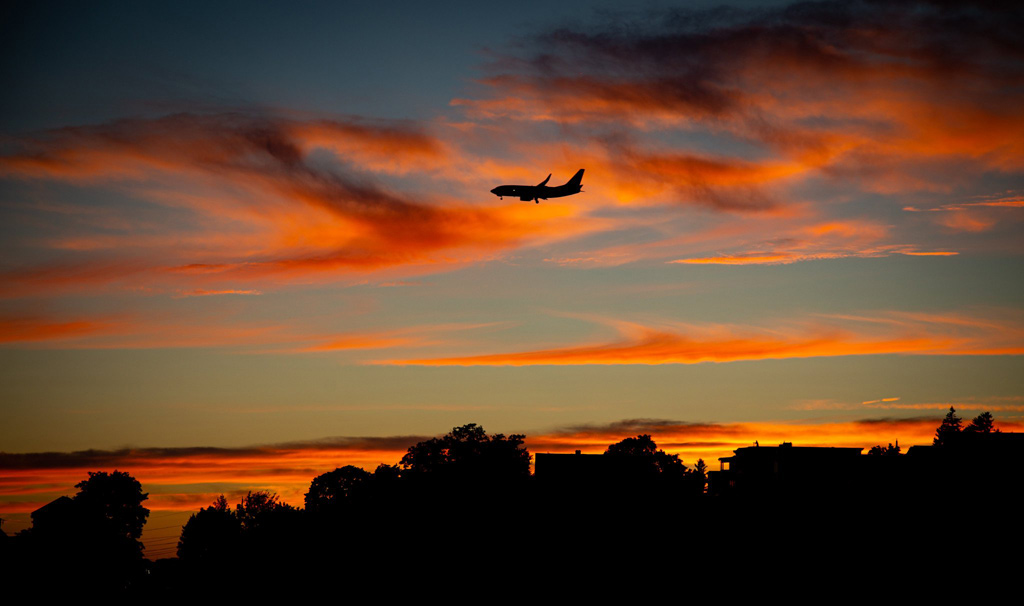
964 411 995 434
692 458 708 479
690 458 709 494
933 407 962 446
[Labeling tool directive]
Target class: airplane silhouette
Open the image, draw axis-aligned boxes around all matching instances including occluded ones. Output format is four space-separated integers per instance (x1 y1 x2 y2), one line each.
490 169 585 203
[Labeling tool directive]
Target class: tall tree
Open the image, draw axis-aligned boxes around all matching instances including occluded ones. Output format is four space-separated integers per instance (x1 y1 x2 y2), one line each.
933 407 963 446
691 458 709 494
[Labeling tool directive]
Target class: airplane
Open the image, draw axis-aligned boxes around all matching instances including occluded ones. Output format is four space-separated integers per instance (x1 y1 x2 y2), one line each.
490 169 585 203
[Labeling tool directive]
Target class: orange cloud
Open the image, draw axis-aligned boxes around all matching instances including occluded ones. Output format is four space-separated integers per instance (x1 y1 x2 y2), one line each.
175 289 262 297
286 119 447 174
527 416 1024 468
0 307 505 353
0 310 293 349
303 335 421 352
463 1 1024 204
0 113 593 296
907 193 1024 235
671 252 810 265
382 310 1024 366
937 212 997 233
659 214 968 266
593 146 807 212
0 436 423 516
0 114 446 182
297 322 501 353
0 316 113 344
904 192 1024 212
862 397 901 405
544 210 916 268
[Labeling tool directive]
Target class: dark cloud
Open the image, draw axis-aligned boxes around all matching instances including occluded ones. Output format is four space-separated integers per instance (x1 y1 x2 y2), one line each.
530 1 1023 90
540 418 742 438
0 435 428 471
853 416 937 426
468 0 1024 208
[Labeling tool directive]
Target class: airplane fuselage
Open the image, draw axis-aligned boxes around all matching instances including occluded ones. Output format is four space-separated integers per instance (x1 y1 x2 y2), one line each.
490 169 584 203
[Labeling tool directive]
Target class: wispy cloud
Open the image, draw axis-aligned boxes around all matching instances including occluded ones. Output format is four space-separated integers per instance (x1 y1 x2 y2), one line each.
0 113 592 296
0 311 289 349
174 289 262 298
862 397 901 406
901 192 1024 233
0 316 114 344
381 309 1024 366
296 322 503 353
0 309 503 352
903 192 1024 213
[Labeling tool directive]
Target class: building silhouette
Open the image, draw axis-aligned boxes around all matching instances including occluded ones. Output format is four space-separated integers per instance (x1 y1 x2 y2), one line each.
708 442 863 498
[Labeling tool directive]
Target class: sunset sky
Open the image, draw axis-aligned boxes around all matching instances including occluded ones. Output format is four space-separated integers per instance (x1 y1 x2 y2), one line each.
2 0 1023 557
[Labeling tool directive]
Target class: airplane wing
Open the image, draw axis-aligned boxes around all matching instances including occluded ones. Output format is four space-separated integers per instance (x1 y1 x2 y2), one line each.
536 174 551 187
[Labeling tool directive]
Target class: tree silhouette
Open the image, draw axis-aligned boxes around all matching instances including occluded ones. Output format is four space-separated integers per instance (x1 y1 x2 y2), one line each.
692 458 709 493
933 406 963 446
605 434 659 458
177 495 240 560
235 491 290 531
305 465 372 513
692 458 708 476
372 463 401 482
400 423 530 480
964 411 995 434
605 434 687 478
18 471 151 589
73 470 150 541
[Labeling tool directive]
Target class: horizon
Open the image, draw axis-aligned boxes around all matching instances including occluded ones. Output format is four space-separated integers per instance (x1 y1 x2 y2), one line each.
3 409 1018 559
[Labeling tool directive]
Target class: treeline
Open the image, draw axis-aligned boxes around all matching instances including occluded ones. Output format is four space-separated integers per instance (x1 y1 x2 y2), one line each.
2 412 1019 594
171 424 711 581
1 424 713 593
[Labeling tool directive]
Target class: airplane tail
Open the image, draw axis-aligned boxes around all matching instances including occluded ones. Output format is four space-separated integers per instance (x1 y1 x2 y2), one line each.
563 169 584 190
